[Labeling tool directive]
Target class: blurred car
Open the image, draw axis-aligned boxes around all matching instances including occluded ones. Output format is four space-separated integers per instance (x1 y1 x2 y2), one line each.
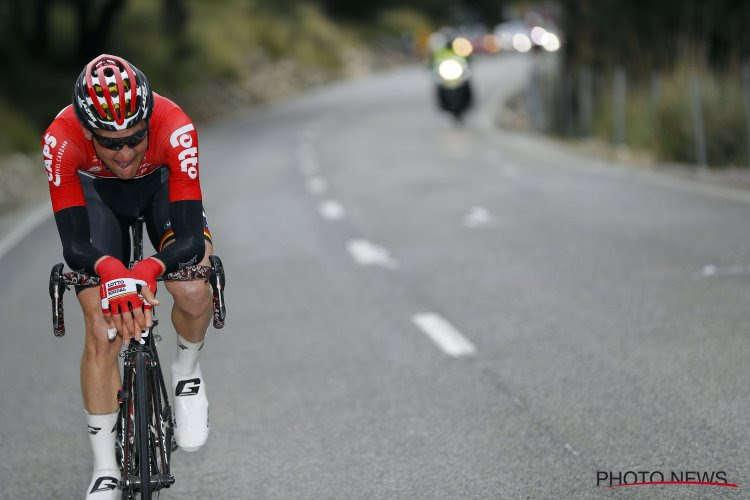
494 20 561 53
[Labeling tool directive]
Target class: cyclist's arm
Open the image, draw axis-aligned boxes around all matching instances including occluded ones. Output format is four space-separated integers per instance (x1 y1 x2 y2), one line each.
44 109 107 273
150 199 205 274
147 97 205 275
54 207 106 274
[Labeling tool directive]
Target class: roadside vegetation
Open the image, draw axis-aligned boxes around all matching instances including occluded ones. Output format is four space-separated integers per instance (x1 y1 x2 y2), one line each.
540 1 750 168
527 57 750 167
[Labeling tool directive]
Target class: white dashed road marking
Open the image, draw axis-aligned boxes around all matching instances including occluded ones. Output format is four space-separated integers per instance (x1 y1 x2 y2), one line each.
346 239 399 269
699 264 750 278
319 200 345 220
462 206 492 228
564 443 580 457
412 313 476 357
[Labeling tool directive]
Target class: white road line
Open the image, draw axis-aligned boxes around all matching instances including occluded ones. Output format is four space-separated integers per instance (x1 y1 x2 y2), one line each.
462 206 492 228
346 239 399 269
306 176 328 195
0 203 51 261
699 264 750 278
564 443 580 457
319 200 345 220
411 313 476 357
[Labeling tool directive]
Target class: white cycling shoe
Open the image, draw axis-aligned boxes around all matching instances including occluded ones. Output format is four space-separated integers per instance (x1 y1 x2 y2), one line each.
85 469 120 499
171 363 209 452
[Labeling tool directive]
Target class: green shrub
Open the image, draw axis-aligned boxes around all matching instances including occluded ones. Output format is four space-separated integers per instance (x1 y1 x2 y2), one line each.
375 7 433 39
652 68 747 166
0 98 40 154
546 60 750 167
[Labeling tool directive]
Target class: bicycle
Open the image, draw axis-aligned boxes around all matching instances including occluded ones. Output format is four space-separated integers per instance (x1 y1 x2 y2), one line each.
48 217 226 499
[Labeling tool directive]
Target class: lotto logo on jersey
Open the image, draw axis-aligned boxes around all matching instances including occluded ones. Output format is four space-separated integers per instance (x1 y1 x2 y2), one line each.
169 123 198 180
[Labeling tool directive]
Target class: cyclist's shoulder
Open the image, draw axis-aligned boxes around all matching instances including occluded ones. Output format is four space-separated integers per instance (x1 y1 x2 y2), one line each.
42 105 88 160
151 93 193 127
44 105 83 139
149 93 197 144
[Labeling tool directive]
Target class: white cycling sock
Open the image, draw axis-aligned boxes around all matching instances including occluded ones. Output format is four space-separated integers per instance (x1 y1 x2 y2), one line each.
173 334 204 375
86 411 118 471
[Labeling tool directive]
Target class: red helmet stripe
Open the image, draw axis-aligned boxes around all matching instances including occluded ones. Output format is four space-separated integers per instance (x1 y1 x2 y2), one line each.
101 63 118 124
85 55 138 126
123 61 137 114
84 60 109 122
97 61 121 125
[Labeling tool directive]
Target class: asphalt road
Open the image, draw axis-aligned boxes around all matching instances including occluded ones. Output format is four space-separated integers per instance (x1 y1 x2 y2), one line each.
2 54 750 499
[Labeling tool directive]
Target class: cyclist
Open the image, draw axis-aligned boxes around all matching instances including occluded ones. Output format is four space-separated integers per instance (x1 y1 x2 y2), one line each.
43 54 213 499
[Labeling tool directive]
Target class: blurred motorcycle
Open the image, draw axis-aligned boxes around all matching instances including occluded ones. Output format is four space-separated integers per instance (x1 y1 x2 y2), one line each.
433 54 473 122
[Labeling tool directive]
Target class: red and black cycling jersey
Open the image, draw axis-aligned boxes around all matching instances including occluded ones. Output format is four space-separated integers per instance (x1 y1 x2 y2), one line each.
43 93 202 212
43 94 208 275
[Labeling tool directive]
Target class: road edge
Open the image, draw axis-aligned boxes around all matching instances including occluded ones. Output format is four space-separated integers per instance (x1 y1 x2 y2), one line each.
0 201 51 261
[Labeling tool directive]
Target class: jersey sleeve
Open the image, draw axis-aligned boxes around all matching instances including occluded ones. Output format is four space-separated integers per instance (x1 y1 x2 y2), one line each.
42 114 88 212
153 101 203 202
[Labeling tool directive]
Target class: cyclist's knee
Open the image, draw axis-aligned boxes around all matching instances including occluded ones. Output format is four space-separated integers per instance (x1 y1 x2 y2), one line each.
83 315 120 359
171 280 211 319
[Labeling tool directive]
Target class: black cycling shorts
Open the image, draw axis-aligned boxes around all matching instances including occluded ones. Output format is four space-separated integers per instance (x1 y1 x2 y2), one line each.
79 167 212 265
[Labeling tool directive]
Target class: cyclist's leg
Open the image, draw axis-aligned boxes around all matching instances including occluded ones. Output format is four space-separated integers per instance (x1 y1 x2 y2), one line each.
165 240 214 342
144 166 214 342
163 242 213 452
78 173 130 498
79 287 123 413
78 172 130 414
79 287 122 498
146 171 213 451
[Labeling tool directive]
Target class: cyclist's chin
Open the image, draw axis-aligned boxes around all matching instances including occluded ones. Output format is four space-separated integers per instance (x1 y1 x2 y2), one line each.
107 160 140 180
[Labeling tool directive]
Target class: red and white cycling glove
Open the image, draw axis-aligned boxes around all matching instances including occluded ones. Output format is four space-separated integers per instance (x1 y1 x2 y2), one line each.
96 256 143 315
131 257 164 305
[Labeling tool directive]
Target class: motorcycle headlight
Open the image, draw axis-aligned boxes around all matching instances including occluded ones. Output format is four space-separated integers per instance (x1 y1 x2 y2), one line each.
438 59 465 81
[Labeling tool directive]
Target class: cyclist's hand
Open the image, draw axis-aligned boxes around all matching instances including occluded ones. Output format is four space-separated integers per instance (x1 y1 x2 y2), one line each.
131 257 162 291
100 276 148 341
132 257 163 330
132 258 163 300
99 283 118 341
137 283 160 331
96 256 148 342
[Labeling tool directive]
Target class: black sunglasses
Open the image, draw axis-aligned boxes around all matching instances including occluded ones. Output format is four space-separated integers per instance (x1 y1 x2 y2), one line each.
91 126 149 151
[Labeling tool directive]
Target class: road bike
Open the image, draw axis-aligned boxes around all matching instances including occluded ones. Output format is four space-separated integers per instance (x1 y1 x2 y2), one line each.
48 217 226 499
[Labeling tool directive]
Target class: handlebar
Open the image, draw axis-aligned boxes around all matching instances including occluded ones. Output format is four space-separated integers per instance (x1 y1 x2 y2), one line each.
49 256 227 337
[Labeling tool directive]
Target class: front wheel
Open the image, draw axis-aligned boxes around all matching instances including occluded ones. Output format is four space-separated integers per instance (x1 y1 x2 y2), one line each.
135 352 152 499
